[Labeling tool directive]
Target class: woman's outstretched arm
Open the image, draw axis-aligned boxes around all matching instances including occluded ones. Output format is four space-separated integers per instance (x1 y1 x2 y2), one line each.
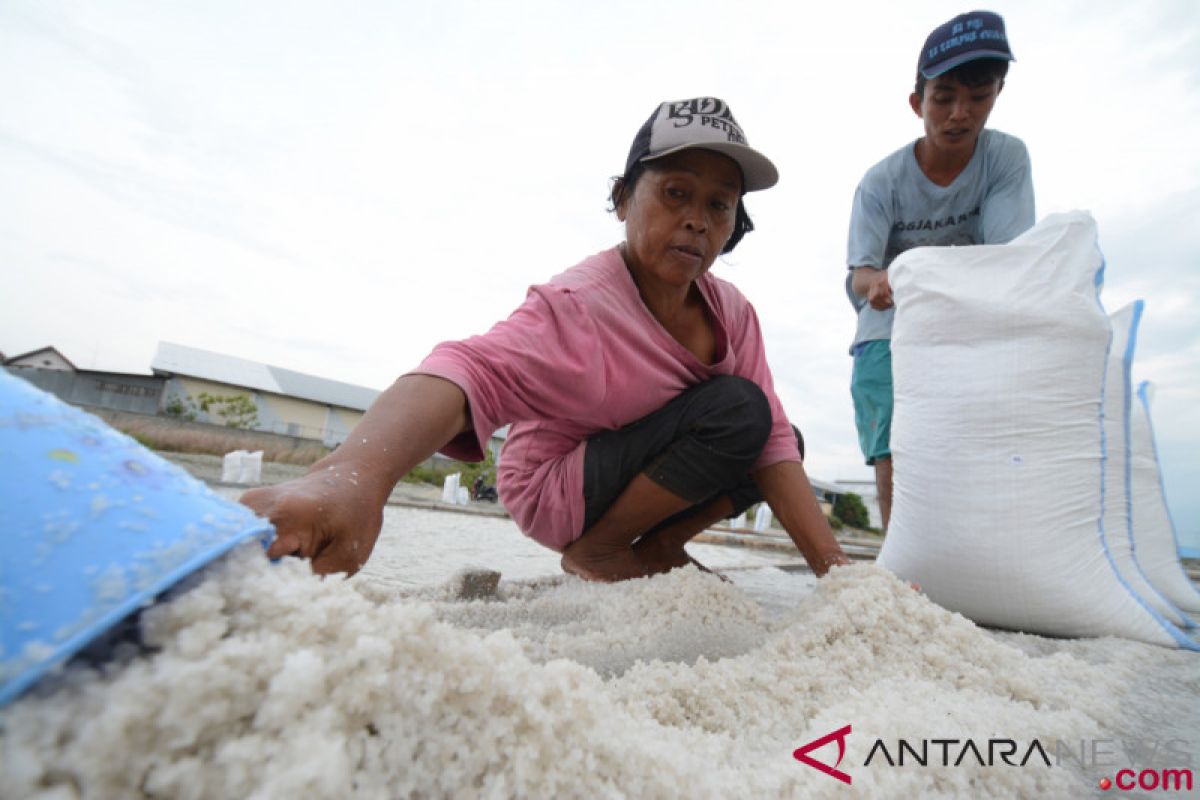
754 460 851 577
239 374 470 576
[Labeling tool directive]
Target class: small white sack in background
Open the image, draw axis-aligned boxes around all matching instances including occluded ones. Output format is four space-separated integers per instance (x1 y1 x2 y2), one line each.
729 512 748 530
221 450 248 483
239 450 263 485
1131 380 1200 616
753 504 772 532
441 472 461 505
456 486 470 506
878 211 1195 649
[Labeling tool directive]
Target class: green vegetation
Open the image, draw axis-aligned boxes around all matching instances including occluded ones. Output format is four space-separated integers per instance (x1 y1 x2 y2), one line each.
163 395 198 421
402 449 496 490
197 392 259 429
165 391 258 429
832 492 871 530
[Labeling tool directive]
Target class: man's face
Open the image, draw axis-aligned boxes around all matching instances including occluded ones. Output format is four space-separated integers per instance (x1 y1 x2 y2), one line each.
909 75 1002 156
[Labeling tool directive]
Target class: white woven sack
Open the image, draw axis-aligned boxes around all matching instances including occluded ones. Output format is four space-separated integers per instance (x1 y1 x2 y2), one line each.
221 450 249 483
1102 302 1189 626
878 211 1196 649
1131 380 1200 615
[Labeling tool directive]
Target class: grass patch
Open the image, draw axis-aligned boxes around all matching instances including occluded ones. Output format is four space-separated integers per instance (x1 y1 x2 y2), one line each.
402 458 495 489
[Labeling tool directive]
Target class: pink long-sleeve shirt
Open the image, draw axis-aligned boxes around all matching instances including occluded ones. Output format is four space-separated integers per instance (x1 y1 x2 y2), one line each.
412 247 800 551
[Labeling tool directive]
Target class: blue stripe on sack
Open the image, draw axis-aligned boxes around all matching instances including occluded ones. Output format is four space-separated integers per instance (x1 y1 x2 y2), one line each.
1137 380 1200 602
1120 302 1193 628
1091 249 1198 650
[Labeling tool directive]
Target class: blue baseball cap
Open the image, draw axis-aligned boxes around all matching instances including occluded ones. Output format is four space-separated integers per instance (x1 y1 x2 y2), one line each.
918 11 1014 80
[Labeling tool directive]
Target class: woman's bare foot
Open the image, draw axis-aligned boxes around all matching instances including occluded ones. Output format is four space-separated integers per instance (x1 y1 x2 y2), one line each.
562 536 707 582
632 534 690 572
633 535 730 581
561 538 730 583
560 542 656 582
559 481 737 583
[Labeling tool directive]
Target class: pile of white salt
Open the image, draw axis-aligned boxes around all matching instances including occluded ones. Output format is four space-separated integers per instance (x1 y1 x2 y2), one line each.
6 520 1194 799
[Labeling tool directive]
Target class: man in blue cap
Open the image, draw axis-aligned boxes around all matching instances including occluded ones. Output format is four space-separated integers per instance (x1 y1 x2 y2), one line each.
844 10 1035 532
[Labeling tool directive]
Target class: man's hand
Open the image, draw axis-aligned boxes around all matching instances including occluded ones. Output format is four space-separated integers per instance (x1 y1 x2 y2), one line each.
851 266 894 311
240 467 386 577
866 272 893 310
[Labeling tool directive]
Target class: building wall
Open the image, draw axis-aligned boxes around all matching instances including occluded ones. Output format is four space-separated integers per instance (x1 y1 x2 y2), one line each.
89 406 331 461
171 376 246 404
258 393 334 440
9 363 499 456
166 375 361 446
325 406 366 447
167 376 258 424
6 367 164 414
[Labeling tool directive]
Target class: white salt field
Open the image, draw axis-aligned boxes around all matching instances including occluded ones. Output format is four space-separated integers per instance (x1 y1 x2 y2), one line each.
3 499 1198 799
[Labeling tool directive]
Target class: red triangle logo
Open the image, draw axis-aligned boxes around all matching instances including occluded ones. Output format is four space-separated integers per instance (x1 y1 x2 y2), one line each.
793 724 853 785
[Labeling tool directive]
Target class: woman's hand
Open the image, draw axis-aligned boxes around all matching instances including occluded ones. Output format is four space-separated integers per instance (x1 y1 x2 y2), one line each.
241 466 386 576
239 374 472 576
817 552 855 573
753 460 850 577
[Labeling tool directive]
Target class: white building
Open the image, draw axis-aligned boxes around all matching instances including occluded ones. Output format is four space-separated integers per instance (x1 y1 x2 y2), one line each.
150 342 507 460
152 342 377 447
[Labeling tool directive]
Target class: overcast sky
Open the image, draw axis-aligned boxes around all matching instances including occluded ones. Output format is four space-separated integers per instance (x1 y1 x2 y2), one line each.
2 0 1197 547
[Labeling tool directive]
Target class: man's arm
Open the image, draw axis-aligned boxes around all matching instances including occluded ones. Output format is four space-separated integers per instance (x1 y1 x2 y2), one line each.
847 177 893 310
981 135 1035 243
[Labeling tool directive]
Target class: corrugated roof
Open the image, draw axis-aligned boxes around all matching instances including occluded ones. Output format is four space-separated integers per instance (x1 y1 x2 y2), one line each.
5 346 78 371
151 342 380 411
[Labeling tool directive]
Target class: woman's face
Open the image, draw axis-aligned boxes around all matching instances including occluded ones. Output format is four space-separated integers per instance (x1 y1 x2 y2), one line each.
617 149 742 292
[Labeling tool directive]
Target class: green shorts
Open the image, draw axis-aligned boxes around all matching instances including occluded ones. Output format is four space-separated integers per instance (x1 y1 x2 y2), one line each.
850 339 893 465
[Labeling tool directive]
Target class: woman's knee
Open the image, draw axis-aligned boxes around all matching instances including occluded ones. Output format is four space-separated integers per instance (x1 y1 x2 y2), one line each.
691 375 772 452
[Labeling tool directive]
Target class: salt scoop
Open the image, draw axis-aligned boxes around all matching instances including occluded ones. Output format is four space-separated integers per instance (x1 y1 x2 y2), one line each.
0 372 274 707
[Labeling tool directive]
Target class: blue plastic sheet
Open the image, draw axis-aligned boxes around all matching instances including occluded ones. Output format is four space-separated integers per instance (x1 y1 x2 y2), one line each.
0 371 274 706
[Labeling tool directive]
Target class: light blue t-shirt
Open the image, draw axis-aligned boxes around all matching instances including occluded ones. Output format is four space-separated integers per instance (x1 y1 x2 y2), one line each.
845 128 1035 353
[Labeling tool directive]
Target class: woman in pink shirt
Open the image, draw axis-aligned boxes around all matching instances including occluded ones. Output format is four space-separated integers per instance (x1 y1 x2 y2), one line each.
242 97 849 582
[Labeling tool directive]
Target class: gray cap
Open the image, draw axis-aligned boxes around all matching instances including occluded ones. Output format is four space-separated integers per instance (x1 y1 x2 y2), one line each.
623 97 778 192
